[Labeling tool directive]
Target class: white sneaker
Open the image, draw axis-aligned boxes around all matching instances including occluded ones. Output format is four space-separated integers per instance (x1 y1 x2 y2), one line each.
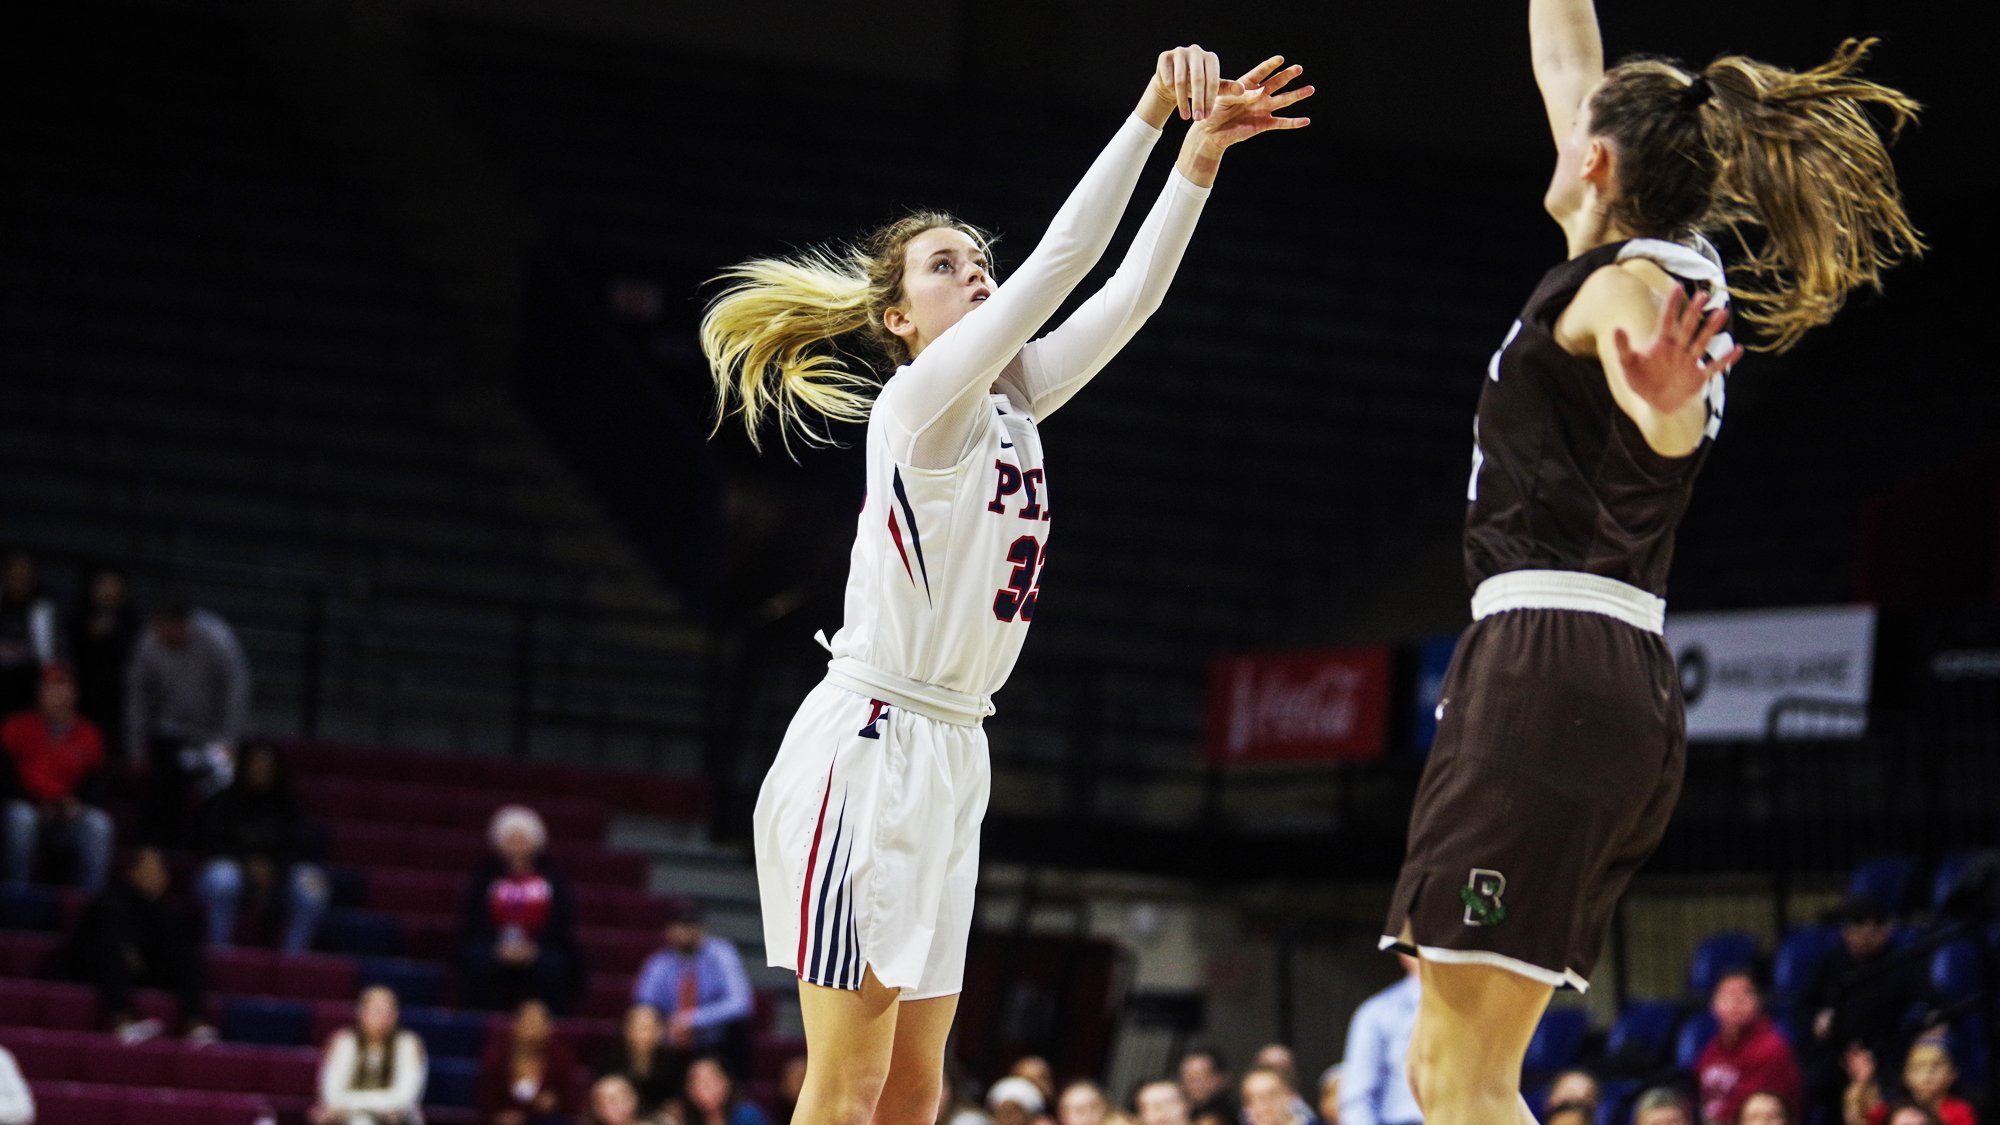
115 1018 164 1045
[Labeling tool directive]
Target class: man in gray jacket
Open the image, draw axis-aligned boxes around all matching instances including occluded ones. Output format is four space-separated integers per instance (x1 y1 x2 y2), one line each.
125 599 251 845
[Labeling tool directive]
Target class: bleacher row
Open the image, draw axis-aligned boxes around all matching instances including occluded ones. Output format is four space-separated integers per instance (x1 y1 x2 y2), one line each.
1518 854 1996 1125
0 740 801 1125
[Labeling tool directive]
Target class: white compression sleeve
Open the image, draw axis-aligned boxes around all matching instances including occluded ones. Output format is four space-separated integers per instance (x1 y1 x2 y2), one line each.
1004 169 1209 419
880 113 1162 467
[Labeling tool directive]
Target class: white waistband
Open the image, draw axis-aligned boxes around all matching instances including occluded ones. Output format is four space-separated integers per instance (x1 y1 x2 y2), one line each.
1471 570 1665 635
823 656 994 727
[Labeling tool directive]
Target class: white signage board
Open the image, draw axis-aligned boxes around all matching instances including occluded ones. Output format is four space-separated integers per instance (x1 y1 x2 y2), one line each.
1664 604 1876 741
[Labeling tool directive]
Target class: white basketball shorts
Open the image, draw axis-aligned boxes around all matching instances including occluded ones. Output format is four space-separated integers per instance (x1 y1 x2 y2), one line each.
753 679 991 1000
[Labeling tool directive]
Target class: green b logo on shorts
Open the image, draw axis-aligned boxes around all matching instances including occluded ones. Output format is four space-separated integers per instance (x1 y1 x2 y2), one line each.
1460 868 1508 927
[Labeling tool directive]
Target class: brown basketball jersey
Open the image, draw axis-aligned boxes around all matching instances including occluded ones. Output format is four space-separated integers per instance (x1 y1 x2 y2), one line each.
1463 238 1730 598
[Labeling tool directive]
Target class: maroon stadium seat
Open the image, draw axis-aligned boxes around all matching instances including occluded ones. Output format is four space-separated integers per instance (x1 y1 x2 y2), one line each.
0 930 59 977
576 926 658 975
26 1080 123 1124
0 977 99 1030
80 1036 179 1086
119 1087 225 1125
0 1026 88 1080
263 1047 320 1097
174 1042 268 1093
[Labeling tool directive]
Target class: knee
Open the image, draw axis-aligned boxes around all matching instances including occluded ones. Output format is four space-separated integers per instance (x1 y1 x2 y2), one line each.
76 807 113 844
290 864 330 906
806 1061 891 1125
875 1070 942 1125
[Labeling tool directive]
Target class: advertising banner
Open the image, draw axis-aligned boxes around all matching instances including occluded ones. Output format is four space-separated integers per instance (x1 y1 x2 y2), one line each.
1205 646 1391 765
1664 604 1876 741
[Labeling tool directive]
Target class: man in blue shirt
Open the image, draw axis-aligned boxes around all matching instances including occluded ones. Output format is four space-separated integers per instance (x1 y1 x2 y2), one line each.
632 903 753 1074
1339 955 1422 1125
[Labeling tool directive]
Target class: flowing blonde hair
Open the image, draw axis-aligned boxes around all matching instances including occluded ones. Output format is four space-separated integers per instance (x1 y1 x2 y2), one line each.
1589 39 1923 351
701 211 994 451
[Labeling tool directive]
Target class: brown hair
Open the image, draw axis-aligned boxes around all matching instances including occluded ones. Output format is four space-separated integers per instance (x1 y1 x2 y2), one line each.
1587 39 1922 351
700 211 995 450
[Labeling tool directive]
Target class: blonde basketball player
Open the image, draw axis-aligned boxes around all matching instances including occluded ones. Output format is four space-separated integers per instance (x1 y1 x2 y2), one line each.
701 46 1310 1125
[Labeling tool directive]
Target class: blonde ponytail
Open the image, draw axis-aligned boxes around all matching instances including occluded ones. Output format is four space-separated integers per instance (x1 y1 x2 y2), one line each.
701 211 994 451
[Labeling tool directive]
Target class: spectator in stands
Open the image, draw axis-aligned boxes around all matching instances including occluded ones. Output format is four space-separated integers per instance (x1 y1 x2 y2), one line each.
1059 1082 1110 1125
1882 1107 1946 1125
989 1077 1047 1125
0 551 59 717
478 997 579 1125
461 805 582 1014
69 565 139 741
1635 1088 1696 1125
311 984 427 1124
683 1054 769 1125
1802 896 1930 1122
1545 1108 1589 1125
631 902 751 1076
0 1042 31 1125
598 1003 679 1117
59 845 215 1043
1138 1082 1192 1125
4 663 113 892
1180 1049 1237 1125
1544 1070 1600 1117
1842 1036 1975 1125
589 1073 657 1125
938 1058 990 1125
1250 1045 1314 1125
1339 955 1421 1125
1013 1057 1057 1104
196 741 328 951
1242 1066 1314 1125
775 1055 808 1125
1315 1067 1341 1125
126 597 252 845
1736 1091 1788 1125
1698 970 1802 1125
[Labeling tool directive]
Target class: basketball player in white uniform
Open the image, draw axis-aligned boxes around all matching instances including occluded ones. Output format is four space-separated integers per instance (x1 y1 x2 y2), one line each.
700 46 1310 1125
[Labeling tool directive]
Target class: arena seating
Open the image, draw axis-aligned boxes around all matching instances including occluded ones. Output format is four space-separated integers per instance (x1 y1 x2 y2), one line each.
0 740 799 1125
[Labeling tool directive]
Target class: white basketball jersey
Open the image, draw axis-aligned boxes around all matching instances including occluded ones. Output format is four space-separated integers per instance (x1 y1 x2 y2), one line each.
826 393 1048 700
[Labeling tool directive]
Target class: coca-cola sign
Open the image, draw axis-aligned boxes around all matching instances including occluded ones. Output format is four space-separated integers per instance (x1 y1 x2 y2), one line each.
1205 647 1391 765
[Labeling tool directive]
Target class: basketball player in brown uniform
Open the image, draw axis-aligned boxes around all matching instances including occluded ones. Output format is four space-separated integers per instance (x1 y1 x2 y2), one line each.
1379 2 1923 1122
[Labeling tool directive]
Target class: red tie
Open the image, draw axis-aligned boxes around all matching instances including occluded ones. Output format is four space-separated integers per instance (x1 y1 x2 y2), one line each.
672 962 698 1048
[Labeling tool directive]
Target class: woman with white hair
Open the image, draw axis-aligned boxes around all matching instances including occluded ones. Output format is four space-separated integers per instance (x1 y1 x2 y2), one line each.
459 804 583 1013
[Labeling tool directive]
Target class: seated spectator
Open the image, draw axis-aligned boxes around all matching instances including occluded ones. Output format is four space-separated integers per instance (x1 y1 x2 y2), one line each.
1737 1091 1788 1125
0 550 58 717
774 1055 807 1125
938 1058 992 1125
58 845 214 1042
589 1073 658 1125
1241 1067 1313 1125
1013 1057 1056 1104
1339 956 1421 1125
1545 1069 1600 1118
1314 1067 1340 1125
632 903 751 1076
1059 1082 1110 1125
1698 970 1802 1125
1251 1046 1314 1125
598 1003 679 1117
1137 1081 1191 1125
1843 1036 1975 1125
1803 896 1931 1122
461 805 582 1014
196 741 328 951
1883 1106 1946 1125
989 1077 1047 1125
0 1042 31 1125
125 597 251 846
479 998 578 1125
1637 1087 1697 1125
1180 1049 1238 1125
4 663 113 892
683 1055 769 1125
311 984 427 1124
70 564 139 739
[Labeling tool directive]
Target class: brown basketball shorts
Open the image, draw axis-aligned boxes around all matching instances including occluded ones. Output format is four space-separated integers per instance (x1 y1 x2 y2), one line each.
1381 606 1685 990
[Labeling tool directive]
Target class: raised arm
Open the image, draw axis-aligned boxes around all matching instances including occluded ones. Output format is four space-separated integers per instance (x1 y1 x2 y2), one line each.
1530 0 1604 146
1005 59 1312 419
881 48 1224 467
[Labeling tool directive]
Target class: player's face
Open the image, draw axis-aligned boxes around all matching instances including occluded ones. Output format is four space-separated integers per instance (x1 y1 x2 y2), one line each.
889 227 991 358
1544 81 1610 226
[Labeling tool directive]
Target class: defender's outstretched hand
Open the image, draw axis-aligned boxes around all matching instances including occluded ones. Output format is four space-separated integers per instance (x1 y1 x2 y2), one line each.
1612 285 1741 414
1197 56 1313 148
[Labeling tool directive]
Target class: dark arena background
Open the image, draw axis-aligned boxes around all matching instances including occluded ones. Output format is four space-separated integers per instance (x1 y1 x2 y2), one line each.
0 0 1993 1123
